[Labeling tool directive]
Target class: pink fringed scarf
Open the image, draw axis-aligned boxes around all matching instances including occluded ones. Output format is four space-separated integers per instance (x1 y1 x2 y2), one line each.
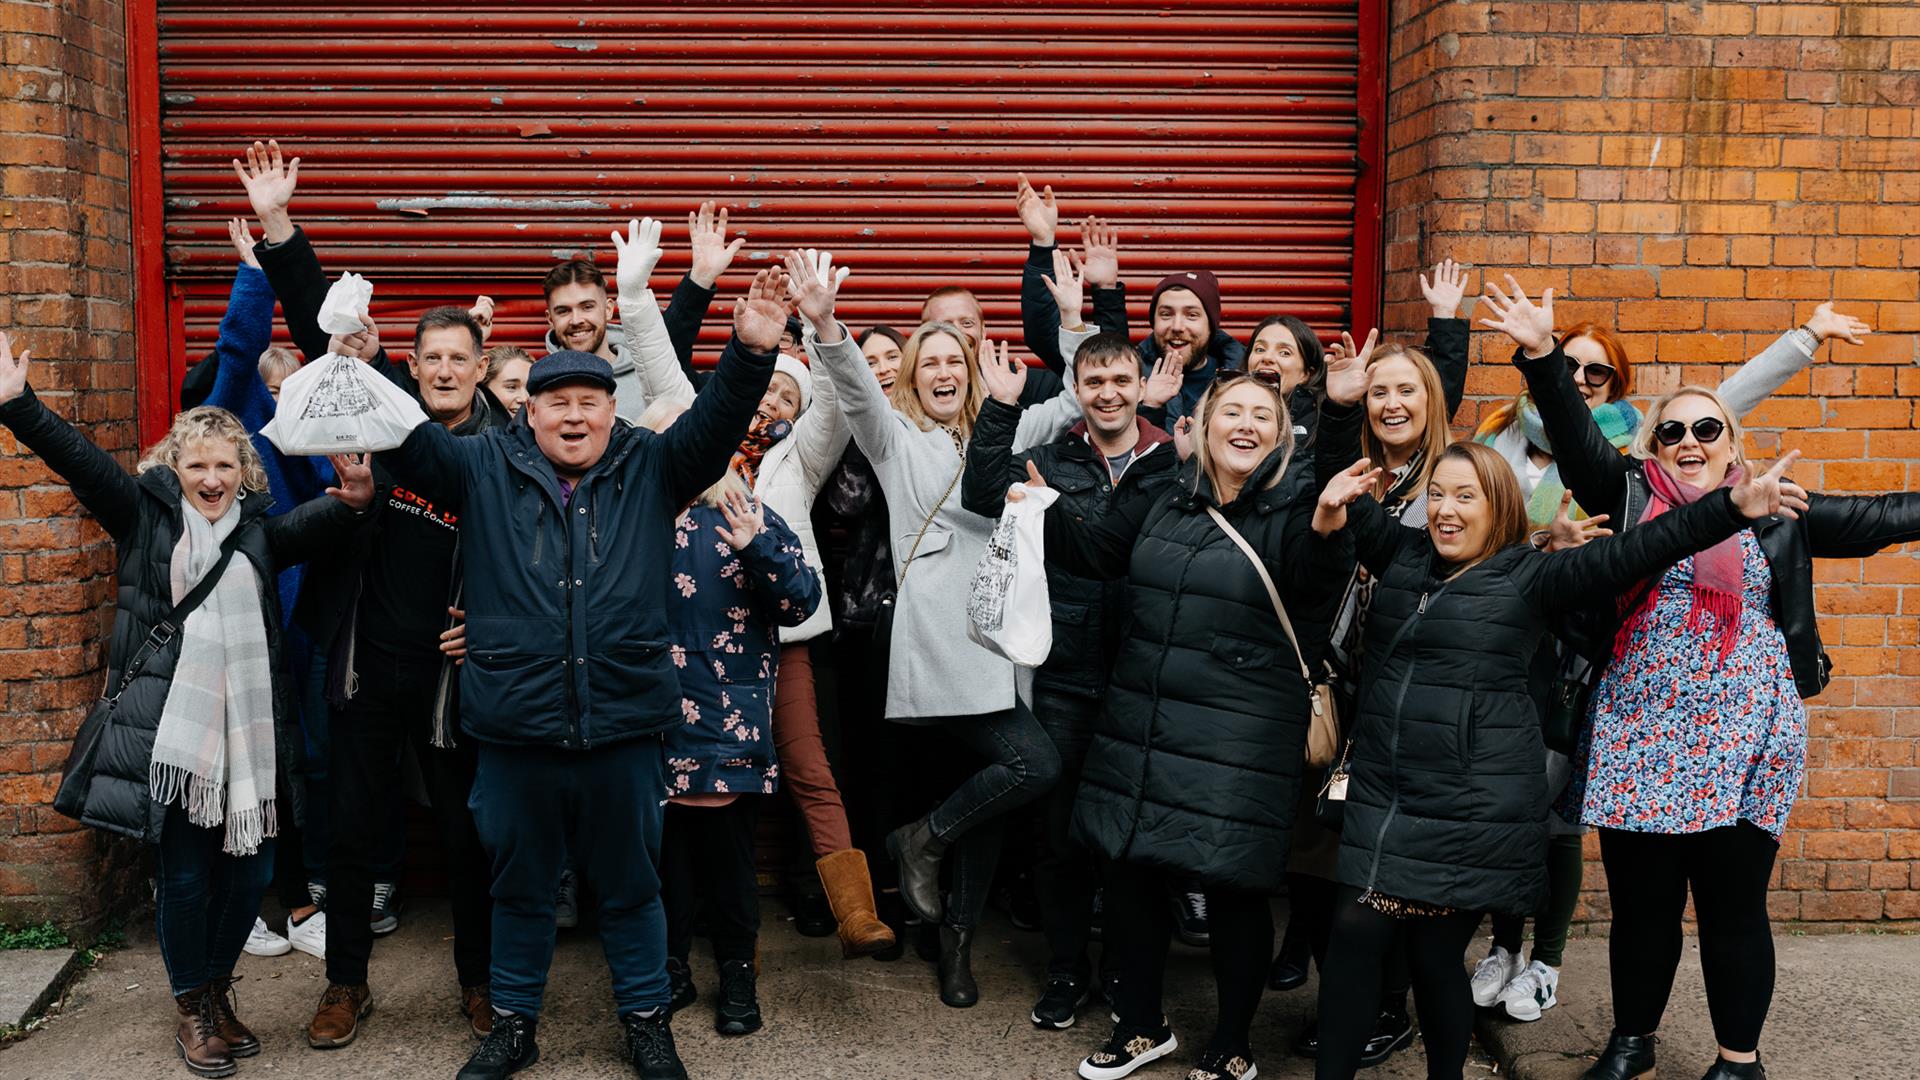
1614 460 1746 663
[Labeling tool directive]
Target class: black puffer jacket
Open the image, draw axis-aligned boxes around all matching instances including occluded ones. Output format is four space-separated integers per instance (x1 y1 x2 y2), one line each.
1043 448 1345 892
961 399 1179 699
0 387 364 843
1323 484 1752 913
1519 345 1920 698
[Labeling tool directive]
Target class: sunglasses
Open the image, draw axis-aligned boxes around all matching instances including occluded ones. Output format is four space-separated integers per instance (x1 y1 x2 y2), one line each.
1653 417 1727 446
1213 368 1286 390
1566 357 1616 389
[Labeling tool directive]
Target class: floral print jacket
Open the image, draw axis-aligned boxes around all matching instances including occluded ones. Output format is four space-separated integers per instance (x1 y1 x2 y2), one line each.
663 500 821 797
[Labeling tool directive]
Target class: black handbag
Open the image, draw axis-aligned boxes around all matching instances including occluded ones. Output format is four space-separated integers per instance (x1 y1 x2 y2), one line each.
1542 653 1597 757
53 531 245 821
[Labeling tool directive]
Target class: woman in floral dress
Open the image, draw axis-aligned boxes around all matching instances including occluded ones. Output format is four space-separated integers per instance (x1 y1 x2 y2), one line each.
1485 279 1920 1080
640 398 822 1039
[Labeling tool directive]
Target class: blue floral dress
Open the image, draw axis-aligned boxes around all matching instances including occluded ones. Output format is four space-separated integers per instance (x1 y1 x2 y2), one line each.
663 501 821 798
1566 531 1804 838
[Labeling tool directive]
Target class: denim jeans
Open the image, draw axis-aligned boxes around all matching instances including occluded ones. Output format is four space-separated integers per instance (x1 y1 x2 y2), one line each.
155 804 275 996
470 736 670 1018
923 703 1061 931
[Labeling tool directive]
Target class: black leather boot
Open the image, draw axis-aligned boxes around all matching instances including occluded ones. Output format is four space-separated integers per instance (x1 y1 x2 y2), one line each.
1700 1056 1765 1080
937 923 978 1008
886 816 948 924
1584 1033 1658 1080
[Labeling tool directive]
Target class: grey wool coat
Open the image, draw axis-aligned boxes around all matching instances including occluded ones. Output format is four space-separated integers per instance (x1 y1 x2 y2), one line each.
807 324 1081 721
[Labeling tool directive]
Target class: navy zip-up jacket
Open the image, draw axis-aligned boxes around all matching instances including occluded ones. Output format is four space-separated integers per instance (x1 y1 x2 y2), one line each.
375 334 777 749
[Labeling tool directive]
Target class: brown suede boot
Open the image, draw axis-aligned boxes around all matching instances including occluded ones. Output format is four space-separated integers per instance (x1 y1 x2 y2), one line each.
174 984 235 1078
306 982 373 1049
208 976 259 1057
461 983 494 1038
817 849 898 958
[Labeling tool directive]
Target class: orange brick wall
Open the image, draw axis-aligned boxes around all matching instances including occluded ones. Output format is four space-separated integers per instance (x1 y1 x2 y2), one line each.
1384 0 1920 924
0 0 139 925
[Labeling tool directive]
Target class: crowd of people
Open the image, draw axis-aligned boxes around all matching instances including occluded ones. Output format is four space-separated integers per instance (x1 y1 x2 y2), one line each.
1 140 1909 1080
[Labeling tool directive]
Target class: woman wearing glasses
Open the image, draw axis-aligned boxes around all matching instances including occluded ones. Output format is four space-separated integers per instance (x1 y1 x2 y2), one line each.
1481 281 1920 1080
1462 300 1874 1027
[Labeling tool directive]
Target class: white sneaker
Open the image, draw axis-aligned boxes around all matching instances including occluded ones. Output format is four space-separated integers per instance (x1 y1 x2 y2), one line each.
242 916 291 957
287 909 327 959
1498 959 1560 1021
1469 945 1521 1007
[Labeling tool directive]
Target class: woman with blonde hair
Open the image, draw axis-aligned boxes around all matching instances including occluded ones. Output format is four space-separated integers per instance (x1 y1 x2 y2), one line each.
1484 281 1920 1080
800 249 1082 1007
0 332 372 1076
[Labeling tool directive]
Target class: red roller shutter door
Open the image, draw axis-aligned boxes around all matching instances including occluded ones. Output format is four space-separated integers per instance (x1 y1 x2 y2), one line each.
133 2 1383 440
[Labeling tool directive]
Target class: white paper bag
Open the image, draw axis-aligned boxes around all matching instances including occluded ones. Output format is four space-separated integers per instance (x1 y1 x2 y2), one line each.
260 353 428 455
967 483 1060 667
316 272 375 335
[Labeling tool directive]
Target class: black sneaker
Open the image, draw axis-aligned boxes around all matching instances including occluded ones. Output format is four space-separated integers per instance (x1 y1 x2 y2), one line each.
370 882 401 936
1360 1010 1414 1067
1171 887 1209 947
1291 1018 1319 1059
455 1010 538 1079
622 1010 688 1080
714 959 762 1036
1031 974 1092 1029
665 957 696 1014
1078 1022 1178 1080
1186 1048 1258 1079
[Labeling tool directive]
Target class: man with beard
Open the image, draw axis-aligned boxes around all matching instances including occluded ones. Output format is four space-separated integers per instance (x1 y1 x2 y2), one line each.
959 330 1180 1032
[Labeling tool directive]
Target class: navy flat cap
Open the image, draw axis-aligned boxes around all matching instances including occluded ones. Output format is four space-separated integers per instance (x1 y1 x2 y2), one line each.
526 350 617 395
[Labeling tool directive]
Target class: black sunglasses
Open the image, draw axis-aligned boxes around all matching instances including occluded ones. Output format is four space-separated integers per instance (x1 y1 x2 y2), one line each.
1653 417 1727 446
1566 357 1616 389
1213 368 1286 390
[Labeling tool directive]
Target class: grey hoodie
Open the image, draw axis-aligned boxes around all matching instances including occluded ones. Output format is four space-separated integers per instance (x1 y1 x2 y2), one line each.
542 320 647 422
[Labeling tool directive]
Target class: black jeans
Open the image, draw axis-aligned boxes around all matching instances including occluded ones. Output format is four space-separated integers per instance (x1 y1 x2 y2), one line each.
663 799 762 965
1031 686 1099 978
1600 822 1779 1053
1103 860 1272 1058
326 647 491 988
923 704 1061 930
1315 888 1480 1080
156 805 274 996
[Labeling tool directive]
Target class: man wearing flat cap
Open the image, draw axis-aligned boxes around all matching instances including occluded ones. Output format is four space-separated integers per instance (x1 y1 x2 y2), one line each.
377 269 792 1080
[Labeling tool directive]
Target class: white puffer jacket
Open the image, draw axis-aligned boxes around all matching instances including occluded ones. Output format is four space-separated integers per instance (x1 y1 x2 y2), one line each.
620 284 848 643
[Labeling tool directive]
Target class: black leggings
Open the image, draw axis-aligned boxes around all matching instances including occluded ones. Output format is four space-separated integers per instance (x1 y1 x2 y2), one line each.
1103 861 1271 1058
1315 889 1480 1080
1490 832 1585 967
662 800 762 965
1599 822 1779 1053
1285 872 1412 1014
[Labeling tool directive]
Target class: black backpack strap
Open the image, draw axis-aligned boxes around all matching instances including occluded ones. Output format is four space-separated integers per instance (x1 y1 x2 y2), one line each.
110 528 247 699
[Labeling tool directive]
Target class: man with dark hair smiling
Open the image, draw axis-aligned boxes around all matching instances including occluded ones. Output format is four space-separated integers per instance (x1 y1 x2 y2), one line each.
375 265 786 1080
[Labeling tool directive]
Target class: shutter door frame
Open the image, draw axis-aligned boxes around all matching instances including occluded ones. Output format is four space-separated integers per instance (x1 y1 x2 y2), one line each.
130 2 1387 444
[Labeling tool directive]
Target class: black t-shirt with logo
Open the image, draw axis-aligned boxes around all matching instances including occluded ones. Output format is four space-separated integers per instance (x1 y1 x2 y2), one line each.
357 481 459 663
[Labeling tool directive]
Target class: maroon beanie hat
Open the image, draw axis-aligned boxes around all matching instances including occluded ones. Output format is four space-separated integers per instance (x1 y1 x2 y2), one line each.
1150 269 1223 340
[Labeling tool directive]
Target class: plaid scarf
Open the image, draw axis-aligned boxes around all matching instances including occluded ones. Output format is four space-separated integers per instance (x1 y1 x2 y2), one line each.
149 501 278 856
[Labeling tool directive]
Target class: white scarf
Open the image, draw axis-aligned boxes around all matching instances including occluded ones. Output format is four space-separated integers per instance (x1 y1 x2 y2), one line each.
148 499 278 855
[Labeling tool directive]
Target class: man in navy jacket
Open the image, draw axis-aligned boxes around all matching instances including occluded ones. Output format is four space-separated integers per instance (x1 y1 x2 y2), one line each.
378 271 787 1080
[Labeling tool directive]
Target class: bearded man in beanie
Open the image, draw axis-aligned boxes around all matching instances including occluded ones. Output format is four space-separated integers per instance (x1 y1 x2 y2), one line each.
376 269 790 1080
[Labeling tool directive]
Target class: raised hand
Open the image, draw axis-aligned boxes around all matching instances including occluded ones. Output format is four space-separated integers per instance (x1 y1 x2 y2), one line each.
689 200 745 289
609 217 665 297
1171 416 1195 461
977 339 1026 405
783 248 850 340
1805 301 1870 347
1546 491 1612 550
1314 457 1384 535
1731 450 1807 521
733 267 793 353
328 313 382 363
1040 247 1086 326
1015 172 1059 246
1323 327 1377 406
227 217 260 269
1480 275 1556 358
231 139 300 242
1420 257 1469 320
713 487 766 550
0 331 31 406
469 296 495 343
1078 217 1120 288
1141 349 1184 409
1008 459 1050 503
325 452 375 511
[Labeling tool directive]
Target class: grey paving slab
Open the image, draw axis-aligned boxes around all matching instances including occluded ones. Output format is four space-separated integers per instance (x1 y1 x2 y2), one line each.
0 950 81 1031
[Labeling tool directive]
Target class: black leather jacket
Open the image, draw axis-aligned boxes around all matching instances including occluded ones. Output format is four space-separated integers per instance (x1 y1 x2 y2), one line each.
1518 344 1920 698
